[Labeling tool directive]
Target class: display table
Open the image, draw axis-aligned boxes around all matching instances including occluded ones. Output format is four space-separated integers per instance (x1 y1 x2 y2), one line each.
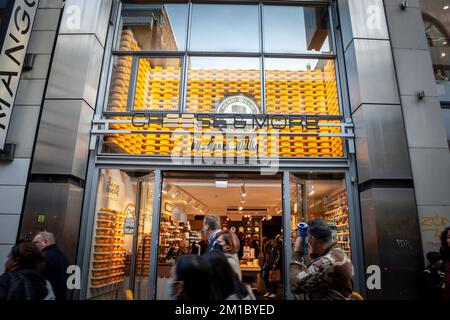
241 267 262 293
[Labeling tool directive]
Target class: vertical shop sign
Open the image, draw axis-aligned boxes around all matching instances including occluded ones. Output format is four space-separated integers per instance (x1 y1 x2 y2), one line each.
0 0 39 150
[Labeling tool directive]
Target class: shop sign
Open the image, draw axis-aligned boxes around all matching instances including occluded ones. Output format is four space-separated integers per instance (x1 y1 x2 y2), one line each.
131 112 321 131
124 217 135 234
217 95 260 115
106 180 120 201
0 0 39 150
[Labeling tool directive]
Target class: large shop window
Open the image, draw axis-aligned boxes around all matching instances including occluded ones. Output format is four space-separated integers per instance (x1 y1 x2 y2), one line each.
190 4 260 52
101 2 343 159
87 169 156 300
263 5 332 54
186 57 261 113
118 4 188 51
290 174 351 258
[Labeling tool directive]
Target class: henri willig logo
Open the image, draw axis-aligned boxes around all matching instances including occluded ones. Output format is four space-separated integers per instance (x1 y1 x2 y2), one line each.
169 95 280 175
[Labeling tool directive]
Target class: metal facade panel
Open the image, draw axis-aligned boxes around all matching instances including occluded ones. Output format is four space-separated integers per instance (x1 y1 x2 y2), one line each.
345 39 400 112
353 104 412 183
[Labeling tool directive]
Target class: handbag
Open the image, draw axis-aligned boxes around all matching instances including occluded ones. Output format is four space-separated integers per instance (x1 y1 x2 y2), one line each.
269 268 281 282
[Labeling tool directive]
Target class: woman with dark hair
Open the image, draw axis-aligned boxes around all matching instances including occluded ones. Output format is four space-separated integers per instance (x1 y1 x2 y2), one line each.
0 241 52 300
214 230 242 281
440 226 450 300
168 254 213 300
203 251 254 300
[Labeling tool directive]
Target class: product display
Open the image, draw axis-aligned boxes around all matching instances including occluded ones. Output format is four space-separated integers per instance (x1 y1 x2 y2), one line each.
239 218 262 270
104 28 344 158
158 214 188 263
90 208 126 289
323 190 351 257
135 233 151 276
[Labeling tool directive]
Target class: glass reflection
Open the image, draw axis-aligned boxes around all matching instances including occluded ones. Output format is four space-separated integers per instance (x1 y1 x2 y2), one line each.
119 4 188 51
263 5 331 54
190 4 259 52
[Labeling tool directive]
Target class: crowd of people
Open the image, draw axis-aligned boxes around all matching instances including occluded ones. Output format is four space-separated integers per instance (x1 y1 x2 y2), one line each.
1 221 449 301
0 232 69 301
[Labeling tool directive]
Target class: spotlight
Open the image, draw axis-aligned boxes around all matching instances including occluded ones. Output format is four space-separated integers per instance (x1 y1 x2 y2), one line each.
240 182 247 198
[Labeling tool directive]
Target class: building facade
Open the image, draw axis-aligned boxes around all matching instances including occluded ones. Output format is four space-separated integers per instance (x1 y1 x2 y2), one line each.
0 0 449 300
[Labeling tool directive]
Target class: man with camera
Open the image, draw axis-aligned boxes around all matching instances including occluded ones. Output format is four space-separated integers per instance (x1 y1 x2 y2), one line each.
290 219 354 300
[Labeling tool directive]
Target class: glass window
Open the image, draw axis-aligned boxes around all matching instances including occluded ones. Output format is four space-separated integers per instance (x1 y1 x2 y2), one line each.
87 169 156 300
134 57 182 111
265 58 340 115
107 56 133 112
263 5 332 54
290 174 351 259
118 4 188 51
186 57 261 113
190 4 259 52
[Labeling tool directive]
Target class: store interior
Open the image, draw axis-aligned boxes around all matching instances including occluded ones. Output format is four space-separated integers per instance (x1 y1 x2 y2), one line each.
87 169 350 300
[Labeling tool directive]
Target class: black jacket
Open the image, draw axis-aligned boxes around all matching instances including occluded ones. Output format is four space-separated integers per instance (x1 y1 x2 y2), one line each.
0 268 48 300
42 245 69 301
421 265 444 300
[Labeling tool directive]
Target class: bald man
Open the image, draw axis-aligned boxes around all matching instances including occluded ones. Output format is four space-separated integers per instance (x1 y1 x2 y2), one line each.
33 232 69 301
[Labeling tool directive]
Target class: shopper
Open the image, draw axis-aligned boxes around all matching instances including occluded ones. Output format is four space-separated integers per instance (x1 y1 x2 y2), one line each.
440 226 450 300
262 238 281 299
421 252 444 300
168 254 213 300
290 219 354 300
215 230 242 280
203 251 255 300
33 231 69 301
0 241 53 300
203 215 221 253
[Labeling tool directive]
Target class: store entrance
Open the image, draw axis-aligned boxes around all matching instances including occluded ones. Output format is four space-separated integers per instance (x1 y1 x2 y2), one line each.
155 172 284 300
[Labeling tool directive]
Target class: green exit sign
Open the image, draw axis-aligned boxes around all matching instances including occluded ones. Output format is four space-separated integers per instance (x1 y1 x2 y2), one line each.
37 215 45 223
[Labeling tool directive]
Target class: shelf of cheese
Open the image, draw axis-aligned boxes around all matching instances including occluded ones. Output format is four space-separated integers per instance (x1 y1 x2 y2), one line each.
135 235 151 276
90 208 127 288
323 192 351 257
105 28 344 158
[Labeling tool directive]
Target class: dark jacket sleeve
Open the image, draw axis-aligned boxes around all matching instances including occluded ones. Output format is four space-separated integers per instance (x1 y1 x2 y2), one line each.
0 274 9 300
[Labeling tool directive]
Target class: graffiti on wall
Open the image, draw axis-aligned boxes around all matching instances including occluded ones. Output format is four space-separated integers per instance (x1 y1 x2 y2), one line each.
420 214 450 252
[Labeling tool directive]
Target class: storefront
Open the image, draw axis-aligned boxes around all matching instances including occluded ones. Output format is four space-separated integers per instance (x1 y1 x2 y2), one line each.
77 1 364 300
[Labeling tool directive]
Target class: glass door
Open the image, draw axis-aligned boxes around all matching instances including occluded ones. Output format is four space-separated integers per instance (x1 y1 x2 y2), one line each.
132 173 155 300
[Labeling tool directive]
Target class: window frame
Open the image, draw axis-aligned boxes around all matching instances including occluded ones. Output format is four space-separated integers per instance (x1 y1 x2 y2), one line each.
104 1 339 116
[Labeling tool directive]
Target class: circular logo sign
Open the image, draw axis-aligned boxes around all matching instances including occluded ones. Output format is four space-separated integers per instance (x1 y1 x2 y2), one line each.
217 95 260 115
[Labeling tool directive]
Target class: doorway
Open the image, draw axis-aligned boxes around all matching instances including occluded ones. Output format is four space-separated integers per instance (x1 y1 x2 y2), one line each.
154 172 285 300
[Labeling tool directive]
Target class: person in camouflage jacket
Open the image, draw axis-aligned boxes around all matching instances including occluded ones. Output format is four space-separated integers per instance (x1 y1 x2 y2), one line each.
290 219 354 300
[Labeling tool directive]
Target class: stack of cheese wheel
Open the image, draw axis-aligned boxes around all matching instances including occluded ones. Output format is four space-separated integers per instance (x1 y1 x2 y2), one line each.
90 208 126 288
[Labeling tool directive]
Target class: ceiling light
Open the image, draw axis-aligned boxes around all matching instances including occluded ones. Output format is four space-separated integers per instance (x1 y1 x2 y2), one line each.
443 41 448 45
184 198 192 205
444 5 449 10
239 206 244 211
442 52 446 57
309 190 316 196
215 180 228 188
